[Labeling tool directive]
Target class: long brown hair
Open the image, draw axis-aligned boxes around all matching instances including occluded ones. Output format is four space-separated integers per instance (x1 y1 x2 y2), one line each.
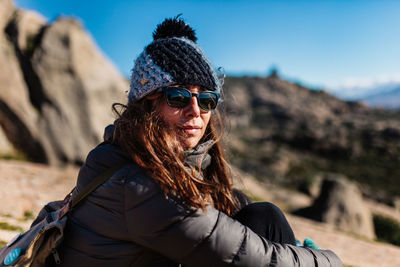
112 94 238 216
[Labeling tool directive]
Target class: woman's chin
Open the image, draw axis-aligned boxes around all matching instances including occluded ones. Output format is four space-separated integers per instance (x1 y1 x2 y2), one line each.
183 137 201 150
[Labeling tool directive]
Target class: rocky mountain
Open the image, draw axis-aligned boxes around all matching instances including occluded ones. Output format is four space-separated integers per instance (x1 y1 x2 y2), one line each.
222 75 400 201
0 0 127 165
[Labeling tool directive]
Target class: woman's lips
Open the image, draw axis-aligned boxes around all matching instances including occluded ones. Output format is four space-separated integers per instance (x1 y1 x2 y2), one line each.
181 126 201 135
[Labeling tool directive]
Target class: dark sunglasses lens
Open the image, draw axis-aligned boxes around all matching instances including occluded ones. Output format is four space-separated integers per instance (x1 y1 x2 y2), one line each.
198 92 218 110
165 88 191 108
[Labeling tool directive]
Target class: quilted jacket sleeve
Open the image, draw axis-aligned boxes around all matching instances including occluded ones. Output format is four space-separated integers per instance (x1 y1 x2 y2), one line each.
123 167 342 267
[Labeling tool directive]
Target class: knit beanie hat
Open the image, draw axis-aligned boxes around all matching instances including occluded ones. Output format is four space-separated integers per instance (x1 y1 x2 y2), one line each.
128 16 222 103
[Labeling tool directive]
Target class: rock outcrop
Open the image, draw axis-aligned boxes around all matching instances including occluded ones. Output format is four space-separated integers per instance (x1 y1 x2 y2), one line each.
293 174 376 239
223 75 400 199
0 0 127 164
0 0 41 159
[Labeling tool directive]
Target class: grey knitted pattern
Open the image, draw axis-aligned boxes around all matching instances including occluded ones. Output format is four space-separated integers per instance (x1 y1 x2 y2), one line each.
128 50 175 103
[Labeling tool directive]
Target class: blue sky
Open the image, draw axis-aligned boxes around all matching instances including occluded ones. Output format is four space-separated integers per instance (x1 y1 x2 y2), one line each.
14 0 400 95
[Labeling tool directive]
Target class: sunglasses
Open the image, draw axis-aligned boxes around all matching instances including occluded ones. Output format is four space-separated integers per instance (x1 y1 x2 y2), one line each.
157 87 220 111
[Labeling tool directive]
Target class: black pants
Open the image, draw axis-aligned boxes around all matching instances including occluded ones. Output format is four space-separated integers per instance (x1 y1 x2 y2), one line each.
233 202 296 245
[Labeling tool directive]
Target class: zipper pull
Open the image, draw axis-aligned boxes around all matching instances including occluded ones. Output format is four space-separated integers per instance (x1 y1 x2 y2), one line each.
52 248 61 264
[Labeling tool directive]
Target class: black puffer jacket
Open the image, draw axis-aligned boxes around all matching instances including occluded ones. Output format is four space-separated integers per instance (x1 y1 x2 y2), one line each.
57 141 342 266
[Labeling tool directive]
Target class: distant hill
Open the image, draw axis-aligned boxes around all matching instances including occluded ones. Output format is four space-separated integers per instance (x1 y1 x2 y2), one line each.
331 82 400 109
363 85 400 109
222 75 400 202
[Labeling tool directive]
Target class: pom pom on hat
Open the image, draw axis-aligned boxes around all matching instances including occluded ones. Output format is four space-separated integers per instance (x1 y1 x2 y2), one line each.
128 15 221 103
152 15 197 42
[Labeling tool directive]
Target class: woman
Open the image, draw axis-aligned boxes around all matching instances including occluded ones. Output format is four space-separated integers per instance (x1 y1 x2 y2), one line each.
57 17 342 266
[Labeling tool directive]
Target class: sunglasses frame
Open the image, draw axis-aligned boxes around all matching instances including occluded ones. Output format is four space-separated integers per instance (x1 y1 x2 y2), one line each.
157 86 220 111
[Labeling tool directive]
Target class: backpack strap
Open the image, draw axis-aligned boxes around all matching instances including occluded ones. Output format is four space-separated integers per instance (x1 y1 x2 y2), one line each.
71 163 128 209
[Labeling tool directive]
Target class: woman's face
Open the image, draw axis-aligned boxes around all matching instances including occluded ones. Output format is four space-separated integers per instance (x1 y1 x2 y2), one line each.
158 85 211 149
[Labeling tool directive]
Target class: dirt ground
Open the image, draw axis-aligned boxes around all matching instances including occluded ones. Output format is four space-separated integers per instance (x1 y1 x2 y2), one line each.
1 160 399 266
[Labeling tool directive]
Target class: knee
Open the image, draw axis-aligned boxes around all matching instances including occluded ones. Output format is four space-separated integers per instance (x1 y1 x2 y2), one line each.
234 202 296 245
234 202 286 222
240 202 283 215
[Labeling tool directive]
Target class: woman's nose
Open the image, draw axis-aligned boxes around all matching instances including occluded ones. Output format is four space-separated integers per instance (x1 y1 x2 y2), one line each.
184 96 201 117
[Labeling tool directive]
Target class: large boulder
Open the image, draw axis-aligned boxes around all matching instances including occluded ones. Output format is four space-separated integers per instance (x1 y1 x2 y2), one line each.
0 1 127 164
0 0 46 160
294 173 376 239
29 17 127 164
